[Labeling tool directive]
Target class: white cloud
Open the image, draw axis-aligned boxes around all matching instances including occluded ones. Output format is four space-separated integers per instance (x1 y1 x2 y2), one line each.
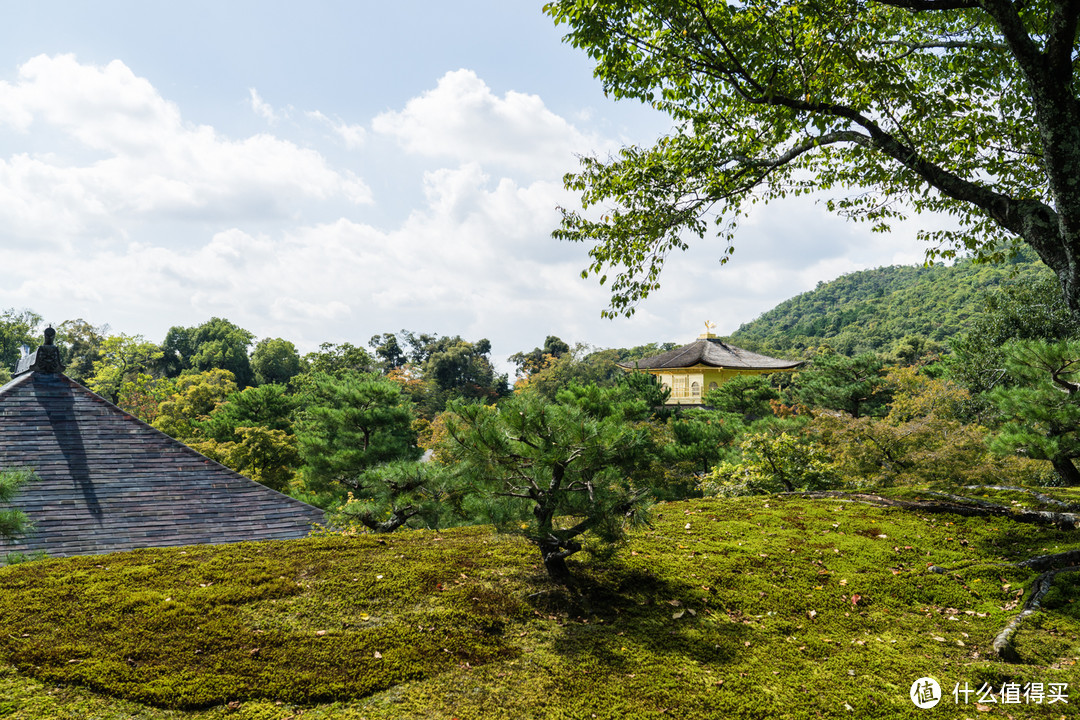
0 156 615 359
0 54 371 242
0 57 944 372
372 69 609 176
307 110 366 150
248 88 278 123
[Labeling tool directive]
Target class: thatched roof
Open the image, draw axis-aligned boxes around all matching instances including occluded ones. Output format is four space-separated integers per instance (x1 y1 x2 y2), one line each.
621 337 803 371
0 366 324 558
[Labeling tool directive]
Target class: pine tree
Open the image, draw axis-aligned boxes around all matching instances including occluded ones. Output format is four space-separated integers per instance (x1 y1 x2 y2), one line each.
295 373 420 502
333 461 459 533
0 469 36 542
794 351 888 418
989 340 1080 486
443 393 650 582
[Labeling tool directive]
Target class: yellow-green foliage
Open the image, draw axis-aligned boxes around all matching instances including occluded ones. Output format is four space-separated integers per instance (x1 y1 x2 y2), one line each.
188 426 299 492
0 497 1076 719
811 368 1048 487
152 370 238 441
701 431 841 496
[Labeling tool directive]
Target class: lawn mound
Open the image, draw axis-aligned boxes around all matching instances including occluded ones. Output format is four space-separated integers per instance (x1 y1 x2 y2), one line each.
0 494 1077 719
0 528 533 709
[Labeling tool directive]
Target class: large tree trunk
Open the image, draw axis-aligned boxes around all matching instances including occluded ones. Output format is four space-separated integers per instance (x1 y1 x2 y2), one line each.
1051 456 1080 486
542 552 573 583
538 536 580 584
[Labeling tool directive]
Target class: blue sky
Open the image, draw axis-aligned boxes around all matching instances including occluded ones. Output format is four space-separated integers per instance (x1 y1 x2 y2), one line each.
0 1 930 370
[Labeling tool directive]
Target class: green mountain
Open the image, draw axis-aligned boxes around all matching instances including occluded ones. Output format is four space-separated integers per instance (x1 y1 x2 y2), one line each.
730 252 1053 357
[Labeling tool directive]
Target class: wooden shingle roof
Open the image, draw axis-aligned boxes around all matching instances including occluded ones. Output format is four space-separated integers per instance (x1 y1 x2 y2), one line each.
621 337 803 371
0 370 325 558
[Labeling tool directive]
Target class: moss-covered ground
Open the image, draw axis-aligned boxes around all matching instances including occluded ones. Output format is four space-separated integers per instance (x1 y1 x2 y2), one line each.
0 495 1076 719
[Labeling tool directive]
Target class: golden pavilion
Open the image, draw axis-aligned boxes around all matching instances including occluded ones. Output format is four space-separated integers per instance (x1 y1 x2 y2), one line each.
621 325 803 406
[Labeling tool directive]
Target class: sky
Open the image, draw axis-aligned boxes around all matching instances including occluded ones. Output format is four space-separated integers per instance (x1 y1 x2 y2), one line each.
0 1 933 373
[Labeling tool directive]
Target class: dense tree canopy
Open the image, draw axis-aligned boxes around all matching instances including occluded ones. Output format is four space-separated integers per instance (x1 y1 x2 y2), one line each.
0 309 41 375
794 350 889 417
250 338 302 386
948 270 1080 394
546 0 1080 318
732 253 1048 356
199 384 297 442
302 342 377 378
989 339 1080 485
365 331 508 416
161 318 255 386
87 334 164 404
421 336 507 402
368 333 409 372
295 373 421 502
332 461 460 533
152 370 238 441
510 335 572 377
511 343 625 397
704 374 779 418
55 319 107 385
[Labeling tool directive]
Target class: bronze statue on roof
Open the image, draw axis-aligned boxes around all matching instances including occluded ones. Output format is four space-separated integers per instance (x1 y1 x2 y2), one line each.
14 327 65 376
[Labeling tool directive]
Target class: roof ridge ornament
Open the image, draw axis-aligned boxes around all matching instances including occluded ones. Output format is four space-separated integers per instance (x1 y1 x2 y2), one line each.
14 326 66 376
700 320 718 339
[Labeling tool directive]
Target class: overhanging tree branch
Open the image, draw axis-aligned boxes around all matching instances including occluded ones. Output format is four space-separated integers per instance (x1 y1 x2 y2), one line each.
546 0 1080 317
872 0 981 9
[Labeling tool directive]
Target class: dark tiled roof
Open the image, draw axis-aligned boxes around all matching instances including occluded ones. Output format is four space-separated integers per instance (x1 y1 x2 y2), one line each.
621 338 803 371
0 371 325 558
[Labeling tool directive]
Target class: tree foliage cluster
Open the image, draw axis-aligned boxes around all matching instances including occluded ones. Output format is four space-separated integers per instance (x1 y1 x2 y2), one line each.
546 0 1080 328
730 252 1049 358
0 314 509 521
4 285 1080 580
444 328 1080 579
532 0 1080 509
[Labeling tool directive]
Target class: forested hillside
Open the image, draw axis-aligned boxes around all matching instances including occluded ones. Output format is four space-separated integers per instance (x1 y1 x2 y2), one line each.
730 251 1051 357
